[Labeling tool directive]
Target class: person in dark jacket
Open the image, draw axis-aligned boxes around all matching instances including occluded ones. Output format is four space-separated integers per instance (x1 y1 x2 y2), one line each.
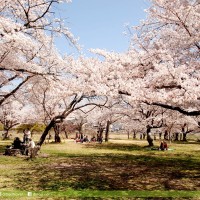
13 137 23 149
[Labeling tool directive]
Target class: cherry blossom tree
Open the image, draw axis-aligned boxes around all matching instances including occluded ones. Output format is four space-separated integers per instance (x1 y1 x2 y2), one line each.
2 0 199 148
175 115 199 141
94 106 123 142
130 0 200 116
82 97 137 142
26 71 109 145
92 0 200 116
0 0 78 106
1 0 112 146
0 99 32 139
91 0 200 143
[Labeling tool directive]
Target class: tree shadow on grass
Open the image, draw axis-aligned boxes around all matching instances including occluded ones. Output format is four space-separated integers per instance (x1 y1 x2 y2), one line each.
172 141 200 145
13 150 200 192
85 143 147 152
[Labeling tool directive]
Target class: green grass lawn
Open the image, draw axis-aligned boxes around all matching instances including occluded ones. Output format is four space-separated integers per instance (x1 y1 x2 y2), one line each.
0 133 200 199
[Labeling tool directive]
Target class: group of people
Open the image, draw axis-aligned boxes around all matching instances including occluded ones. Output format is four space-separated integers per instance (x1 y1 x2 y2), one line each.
75 134 89 143
75 133 103 144
89 134 103 143
4 128 35 156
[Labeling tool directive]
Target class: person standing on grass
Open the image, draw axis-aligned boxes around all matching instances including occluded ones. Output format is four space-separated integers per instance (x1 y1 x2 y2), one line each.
25 138 35 156
26 128 31 141
23 128 31 144
23 129 26 143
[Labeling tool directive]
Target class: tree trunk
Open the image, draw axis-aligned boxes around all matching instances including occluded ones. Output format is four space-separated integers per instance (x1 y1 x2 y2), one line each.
38 119 55 146
105 120 110 142
80 132 83 140
64 130 68 139
164 130 168 140
147 126 154 146
54 133 61 143
98 125 104 138
169 132 171 143
174 132 179 141
97 124 104 143
159 132 162 140
154 133 156 140
53 124 61 143
180 133 183 141
3 129 9 140
127 130 130 139
133 131 136 139
183 133 187 141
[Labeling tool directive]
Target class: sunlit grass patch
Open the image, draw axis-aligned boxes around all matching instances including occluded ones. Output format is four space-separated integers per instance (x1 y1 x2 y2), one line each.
0 136 200 198
0 189 200 199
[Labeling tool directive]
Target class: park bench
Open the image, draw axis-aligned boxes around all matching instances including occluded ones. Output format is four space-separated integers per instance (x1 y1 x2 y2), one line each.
5 145 40 158
5 148 22 156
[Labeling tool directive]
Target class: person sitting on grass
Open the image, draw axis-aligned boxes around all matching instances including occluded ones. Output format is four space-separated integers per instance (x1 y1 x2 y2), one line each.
82 135 89 143
90 136 96 142
13 137 23 149
159 140 168 150
4 137 23 155
163 141 168 150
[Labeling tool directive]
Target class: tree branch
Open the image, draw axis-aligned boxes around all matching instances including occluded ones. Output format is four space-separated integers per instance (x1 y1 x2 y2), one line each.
146 101 200 116
0 75 33 105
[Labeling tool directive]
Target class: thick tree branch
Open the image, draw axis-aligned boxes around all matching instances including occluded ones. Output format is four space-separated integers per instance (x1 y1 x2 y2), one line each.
146 102 200 116
118 90 131 96
0 67 55 76
0 75 18 88
0 75 33 105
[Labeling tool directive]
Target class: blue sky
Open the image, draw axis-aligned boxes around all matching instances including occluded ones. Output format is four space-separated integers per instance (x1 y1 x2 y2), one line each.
54 0 149 57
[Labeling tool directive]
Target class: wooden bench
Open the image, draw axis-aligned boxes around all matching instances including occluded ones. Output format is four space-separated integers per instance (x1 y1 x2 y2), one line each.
4 146 40 158
5 148 22 156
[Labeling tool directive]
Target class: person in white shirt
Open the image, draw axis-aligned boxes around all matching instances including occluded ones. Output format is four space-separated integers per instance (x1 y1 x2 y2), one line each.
23 128 31 144
28 138 35 148
25 138 35 156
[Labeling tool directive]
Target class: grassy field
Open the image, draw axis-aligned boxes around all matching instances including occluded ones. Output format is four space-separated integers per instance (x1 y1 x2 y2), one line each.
0 132 200 199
